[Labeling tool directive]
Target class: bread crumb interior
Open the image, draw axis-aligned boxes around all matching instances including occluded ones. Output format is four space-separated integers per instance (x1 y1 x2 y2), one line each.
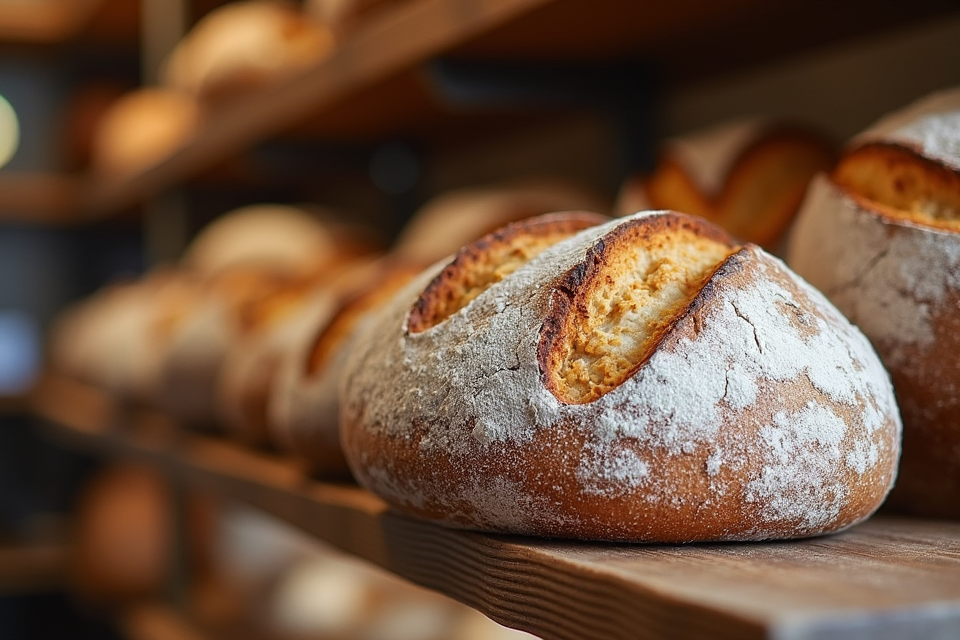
833 144 960 230
552 228 734 404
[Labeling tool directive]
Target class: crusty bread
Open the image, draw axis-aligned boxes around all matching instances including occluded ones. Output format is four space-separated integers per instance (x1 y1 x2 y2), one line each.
271 212 606 474
158 266 311 428
216 277 338 446
48 268 201 403
616 119 835 252
787 86 960 518
340 210 900 543
90 88 198 177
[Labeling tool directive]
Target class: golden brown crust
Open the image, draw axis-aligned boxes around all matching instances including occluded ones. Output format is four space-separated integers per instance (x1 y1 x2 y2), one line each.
407 211 608 334
720 128 836 246
626 123 835 250
832 142 960 230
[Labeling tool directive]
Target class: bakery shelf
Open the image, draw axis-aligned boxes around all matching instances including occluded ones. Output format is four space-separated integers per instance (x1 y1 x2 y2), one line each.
78 0 554 217
75 0 960 219
0 539 67 595
0 172 84 225
30 374 960 640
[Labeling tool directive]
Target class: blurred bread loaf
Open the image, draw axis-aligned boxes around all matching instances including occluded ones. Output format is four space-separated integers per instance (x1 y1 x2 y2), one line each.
616 118 835 251
393 179 609 266
90 88 198 177
162 0 336 105
787 86 960 518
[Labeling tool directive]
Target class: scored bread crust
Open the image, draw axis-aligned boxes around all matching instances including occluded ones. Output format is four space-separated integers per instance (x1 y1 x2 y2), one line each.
340 211 900 543
787 87 960 517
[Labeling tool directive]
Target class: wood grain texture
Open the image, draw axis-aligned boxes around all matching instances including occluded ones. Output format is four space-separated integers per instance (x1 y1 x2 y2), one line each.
31 374 960 640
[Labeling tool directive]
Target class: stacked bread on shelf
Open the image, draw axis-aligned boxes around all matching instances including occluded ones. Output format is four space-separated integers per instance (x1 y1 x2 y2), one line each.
89 0 346 177
788 86 960 519
54 83 960 545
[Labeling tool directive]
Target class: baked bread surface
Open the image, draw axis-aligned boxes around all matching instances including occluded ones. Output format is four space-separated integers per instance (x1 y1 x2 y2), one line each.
787 86 960 517
341 211 900 542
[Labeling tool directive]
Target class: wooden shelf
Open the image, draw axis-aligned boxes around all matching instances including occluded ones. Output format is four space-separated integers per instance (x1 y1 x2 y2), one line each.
30 374 960 640
0 540 67 595
0 172 84 225
78 0 554 217
75 0 960 219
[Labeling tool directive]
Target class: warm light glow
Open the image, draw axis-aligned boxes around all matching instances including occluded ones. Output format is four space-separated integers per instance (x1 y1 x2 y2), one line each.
0 94 19 169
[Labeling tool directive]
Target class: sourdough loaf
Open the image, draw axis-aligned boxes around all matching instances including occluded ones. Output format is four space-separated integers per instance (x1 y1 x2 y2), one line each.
341 211 900 542
787 86 960 517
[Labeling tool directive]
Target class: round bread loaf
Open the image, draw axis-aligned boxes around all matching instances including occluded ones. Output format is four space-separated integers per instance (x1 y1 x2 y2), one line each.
91 88 198 177
49 268 201 403
183 204 336 277
340 211 900 542
787 86 960 518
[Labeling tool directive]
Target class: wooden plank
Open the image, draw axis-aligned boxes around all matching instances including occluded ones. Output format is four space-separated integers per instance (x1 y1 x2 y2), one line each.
0 172 83 225
31 375 960 640
79 0 553 217
120 603 212 640
0 542 67 594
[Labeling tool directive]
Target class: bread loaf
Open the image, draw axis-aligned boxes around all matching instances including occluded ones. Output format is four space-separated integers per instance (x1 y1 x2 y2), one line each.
182 204 336 277
268 259 436 474
215 278 338 446
90 88 198 177
787 86 960 518
393 180 609 266
162 0 336 105
616 118 835 252
341 211 900 542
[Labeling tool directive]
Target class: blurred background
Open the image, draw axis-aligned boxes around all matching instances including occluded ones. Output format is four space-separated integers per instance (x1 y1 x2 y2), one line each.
2 1 960 638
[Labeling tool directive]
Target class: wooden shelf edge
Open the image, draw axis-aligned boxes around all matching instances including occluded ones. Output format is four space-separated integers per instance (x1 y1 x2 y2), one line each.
0 172 84 225
30 374 960 640
0 541 68 595
0 0 103 44
79 0 553 217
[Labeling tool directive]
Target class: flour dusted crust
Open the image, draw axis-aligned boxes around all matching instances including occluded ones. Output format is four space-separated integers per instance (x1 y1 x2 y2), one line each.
341 211 900 543
787 86 960 518
49 269 201 403
273 214 606 474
